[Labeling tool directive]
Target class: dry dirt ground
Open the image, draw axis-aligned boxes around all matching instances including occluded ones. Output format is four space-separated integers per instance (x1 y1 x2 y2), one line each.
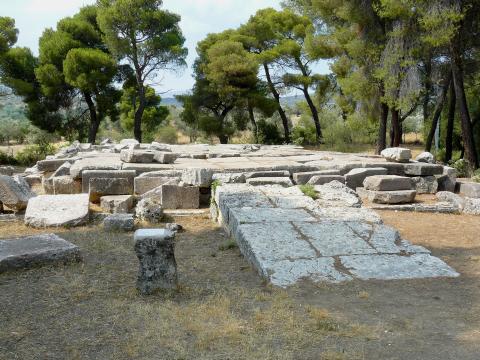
0 210 479 360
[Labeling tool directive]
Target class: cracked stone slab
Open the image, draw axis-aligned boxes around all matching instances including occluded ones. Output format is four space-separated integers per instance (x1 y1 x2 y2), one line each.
294 221 377 256
340 254 459 280
266 258 353 287
310 206 383 224
0 234 81 272
314 181 362 208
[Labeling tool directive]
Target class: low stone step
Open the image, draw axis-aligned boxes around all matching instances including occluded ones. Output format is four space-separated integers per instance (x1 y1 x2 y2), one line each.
246 177 294 187
0 234 81 272
358 188 417 204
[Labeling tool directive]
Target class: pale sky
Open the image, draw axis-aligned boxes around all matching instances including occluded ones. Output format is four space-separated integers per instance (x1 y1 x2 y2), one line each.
2 0 329 95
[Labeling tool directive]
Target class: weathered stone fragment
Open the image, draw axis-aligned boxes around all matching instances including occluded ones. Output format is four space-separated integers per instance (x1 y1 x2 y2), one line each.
153 152 179 164
24 174 42 187
457 181 480 198
135 198 164 223
247 177 294 187
403 163 444 176
25 194 90 228
345 167 388 189
410 176 438 194
293 170 341 185
363 175 413 191
415 152 435 163
0 234 81 273
165 223 183 233
120 149 155 163
100 195 135 214
0 175 35 211
104 214 135 232
0 166 14 176
381 147 412 163
120 139 139 146
212 173 246 184
159 185 200 209
314 180 362 208
181 168 214 187
134 229 177 295
150 142 172 152
70 156 123 179
51 162 72 177
89 178 133 202
37 159 68 172
464 198 480 215
53 176 82 194
307 175 345 186
359 188 417 204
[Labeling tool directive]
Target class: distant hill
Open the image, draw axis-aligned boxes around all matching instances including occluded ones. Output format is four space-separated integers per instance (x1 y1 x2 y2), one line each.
0 94 27 123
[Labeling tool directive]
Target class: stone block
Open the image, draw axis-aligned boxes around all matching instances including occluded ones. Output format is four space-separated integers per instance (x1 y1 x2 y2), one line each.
403 163 444 176
0 234 81 273
245 171 291 179
246 177 294 187
0 166 15 176
411 176 438 194
53 176 82 195
458 181 480 198
381 147 412 163
359 189 417 204
135 198 164 223
24 174 42 187
436 175 456 192
51 162 72 177
120 139 139 146
138 170 183 178
120 149 155 163
307 175 345 186
160 185 200 209
89 177 133 202
212 173 246 184
293 170 341 185
153 152 179 164
436 191 465 210
314 180 362 208
37 159 68 172
25 194 90 228
345 167 388 189
150 142 172 152
100 195 135 214
134 176 179 195
81 170 136 193
0 175 35 211
415 152 435 163
363 175 413 191
104 214 135 232
181 168 214 187
134 229 177 295
70 156 123 179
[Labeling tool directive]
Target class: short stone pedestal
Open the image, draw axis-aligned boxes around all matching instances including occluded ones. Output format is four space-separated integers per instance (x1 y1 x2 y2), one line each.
134 229 177 295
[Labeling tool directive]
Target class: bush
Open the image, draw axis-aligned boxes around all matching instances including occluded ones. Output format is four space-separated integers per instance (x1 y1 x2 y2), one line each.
450 159 469 178
15 143 56 166
292 125 317 146
155 126 178 144
299 184 318 200
0 150 17 165
255 119 283 145
473 169 480 183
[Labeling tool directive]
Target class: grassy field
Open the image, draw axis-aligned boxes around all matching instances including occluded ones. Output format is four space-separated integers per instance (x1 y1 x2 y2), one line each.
0 211 479 360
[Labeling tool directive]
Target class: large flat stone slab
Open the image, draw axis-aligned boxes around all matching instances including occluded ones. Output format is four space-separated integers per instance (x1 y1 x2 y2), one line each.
340 254 459 280
0 234 81 272
25 194 90 228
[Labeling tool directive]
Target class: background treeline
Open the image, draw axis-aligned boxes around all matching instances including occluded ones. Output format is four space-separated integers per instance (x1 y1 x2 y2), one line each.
1 0 480 174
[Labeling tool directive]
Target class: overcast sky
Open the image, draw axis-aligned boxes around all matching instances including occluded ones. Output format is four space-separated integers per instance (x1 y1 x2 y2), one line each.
3 0 329 96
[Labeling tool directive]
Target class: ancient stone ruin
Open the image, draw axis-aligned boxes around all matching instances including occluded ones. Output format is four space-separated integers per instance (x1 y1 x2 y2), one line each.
1 141 480 286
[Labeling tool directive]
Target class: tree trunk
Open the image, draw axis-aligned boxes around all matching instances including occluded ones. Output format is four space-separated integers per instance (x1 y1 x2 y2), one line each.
376 101 389 154
425 76 450 152
302 86 322 143
391 109 402 147
247 101 258 143
451 45 479 171
423 54 432 123
445 82 456 163
84 92 100 144
263 63 290 143
134 84 146 143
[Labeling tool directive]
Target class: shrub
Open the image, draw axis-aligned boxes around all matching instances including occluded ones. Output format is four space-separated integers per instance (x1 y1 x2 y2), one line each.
292 125 317 146
450 159 469 178
299 184 318 200
473 169 480 183
15 143 56 166
0 150 17 165
155 126 178 144
257 119 283 145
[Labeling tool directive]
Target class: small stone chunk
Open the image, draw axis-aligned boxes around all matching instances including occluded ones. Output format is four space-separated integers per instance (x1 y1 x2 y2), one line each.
135 198 164 223
381 147 412 163
415 152 435 163
0 175 35 211
134 229 177 295
100 195 135 214
104 214 135 232
165 223 183 233
410 176 438 194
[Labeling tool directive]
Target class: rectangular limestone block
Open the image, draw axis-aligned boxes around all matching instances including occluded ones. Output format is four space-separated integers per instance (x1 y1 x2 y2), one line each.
0 234 81 273
153 152 179 164
403 163 444 176
134 177 178 195
53 176 82 194
160 185 200 209
89 177 134 203
82 170 136 193
100 195 135 214
363 175 413 191
458 181 480 199
293 170 341 185
358 188 417 204
307 175 345 186
345 168 388 189
120 149 155 163
37 159 69 172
